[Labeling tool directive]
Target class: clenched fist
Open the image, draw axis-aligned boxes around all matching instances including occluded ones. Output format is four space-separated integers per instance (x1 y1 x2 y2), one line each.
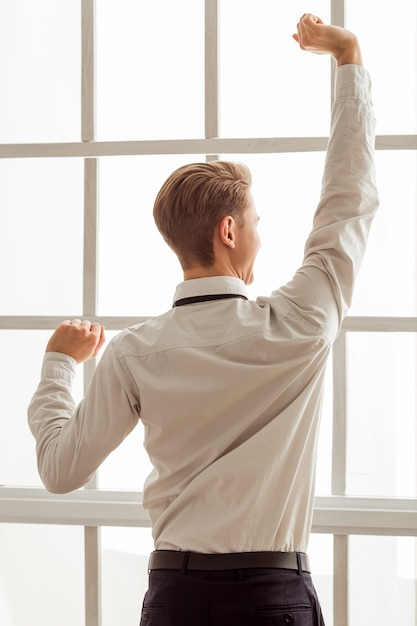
46 319 106 363
293 14 362 66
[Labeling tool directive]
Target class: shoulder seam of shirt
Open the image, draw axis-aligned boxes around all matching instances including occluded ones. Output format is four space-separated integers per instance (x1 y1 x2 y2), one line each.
260 292 333 345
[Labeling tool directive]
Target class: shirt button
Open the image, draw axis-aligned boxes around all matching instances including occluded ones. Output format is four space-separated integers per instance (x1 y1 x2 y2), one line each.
285 614 294 623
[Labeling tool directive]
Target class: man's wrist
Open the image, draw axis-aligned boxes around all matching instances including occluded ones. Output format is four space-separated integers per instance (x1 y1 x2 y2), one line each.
335 37 363 66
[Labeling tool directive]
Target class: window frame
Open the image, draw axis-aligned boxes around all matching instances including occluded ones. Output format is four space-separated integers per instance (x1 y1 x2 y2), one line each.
1 1 417 625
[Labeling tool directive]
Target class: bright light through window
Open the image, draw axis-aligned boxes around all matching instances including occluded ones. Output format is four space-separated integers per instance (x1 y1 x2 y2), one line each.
0 2 416 625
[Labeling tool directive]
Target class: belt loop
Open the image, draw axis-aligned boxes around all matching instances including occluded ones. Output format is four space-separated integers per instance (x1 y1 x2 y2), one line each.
296 552 303 576
181 552 190 575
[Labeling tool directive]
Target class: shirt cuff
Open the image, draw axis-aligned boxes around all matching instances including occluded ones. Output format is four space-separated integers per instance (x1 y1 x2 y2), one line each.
41 351 77 383
335 64 372 100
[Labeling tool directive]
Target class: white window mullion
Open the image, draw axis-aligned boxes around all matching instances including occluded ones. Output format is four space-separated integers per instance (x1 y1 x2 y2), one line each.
331 0 345 109
85 526 102 626
333 535 349 626
332 332 348 496
82 0 95 143
415 76 417 620
83 157 99 320
82 2 101 625
205 0 219 162
1 135 417 159
332 329 349 626
330 3 350 622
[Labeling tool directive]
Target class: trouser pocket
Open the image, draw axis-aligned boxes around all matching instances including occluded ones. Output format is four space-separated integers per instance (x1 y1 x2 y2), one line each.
140 602 167 625
252 603 313 624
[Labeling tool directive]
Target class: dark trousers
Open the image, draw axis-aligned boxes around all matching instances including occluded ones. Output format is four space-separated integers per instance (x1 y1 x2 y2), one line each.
140 567 325 625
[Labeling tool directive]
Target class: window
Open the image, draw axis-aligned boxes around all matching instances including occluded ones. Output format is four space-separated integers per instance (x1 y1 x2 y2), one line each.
1 1 416 625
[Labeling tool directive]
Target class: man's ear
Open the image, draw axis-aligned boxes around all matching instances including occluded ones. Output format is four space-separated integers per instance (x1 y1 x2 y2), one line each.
218 215 236 249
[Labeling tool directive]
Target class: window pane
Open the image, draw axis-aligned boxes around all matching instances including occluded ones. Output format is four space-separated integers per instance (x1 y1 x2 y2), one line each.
98 331 152 490
349 151 417 316
0 524 84 626
98 156 190 317
222 152 325 300
98 420 152 491
308 534 334 626
96 0 204 140
0 1 80 142
98 152 327 314
101 526 152 626
346 333 417 497
346 0 417 134
316 358 333 496
220 0 331 137
0 331 84 487
350 536 416 625
0 159 84 316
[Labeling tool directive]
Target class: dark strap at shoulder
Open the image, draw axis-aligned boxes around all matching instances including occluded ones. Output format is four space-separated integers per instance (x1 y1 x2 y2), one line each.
173 293 248 307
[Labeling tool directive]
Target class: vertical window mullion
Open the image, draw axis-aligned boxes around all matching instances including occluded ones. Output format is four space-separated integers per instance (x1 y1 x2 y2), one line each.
82 0 95 142
332 332 348 497
332 330 349 626
83 157 99 320
413 11 417 601
82 2 101 626
333 535 349 626
330 0 345 109
205 0 219 161
329 3 349 623
85 526 102 626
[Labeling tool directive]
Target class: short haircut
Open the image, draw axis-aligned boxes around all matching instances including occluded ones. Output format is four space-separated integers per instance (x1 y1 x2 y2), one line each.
153 161 252 269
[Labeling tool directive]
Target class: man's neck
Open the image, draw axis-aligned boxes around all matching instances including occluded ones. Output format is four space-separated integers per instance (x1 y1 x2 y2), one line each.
183 265 238 281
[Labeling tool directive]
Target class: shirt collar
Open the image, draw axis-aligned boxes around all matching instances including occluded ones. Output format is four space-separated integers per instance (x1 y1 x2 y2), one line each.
172 276 249 306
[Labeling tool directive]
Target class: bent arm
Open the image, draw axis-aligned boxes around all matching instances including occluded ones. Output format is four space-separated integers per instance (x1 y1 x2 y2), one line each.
28 343 140 493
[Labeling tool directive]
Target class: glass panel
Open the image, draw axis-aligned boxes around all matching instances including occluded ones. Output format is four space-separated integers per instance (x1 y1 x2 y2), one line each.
309 534 334 626
220 0 331 138
0 159 84 316
0 524 84 626
98 332 152 490
98 419 152 491
222 153 325 299
0 1 80 142
316 356 333 496
346 333 417 497
346 0 417 134
350 536 416 625
96 0 204 140
98 152 335 490
349 151 417 317
97 156 192 317
101 526 152 626
0 331 84 487
98 151 328 312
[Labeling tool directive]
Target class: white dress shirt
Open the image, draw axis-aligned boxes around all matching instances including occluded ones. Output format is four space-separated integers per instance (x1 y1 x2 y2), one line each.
28 64 378 554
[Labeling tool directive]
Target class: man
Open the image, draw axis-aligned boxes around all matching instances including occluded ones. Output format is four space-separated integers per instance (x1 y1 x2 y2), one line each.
28 14 378 625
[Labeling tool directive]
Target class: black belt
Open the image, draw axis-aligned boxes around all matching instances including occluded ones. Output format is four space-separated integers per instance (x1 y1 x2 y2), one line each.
148 550 310 573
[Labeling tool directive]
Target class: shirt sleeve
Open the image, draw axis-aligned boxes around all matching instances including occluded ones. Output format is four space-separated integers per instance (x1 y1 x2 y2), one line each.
277 64 379 339
27 343 140 493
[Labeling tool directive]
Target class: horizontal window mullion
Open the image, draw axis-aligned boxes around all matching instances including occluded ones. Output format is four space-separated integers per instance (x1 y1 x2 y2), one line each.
2 488 417 536
1 135 416 159
1 315 416 332
342 316 417 332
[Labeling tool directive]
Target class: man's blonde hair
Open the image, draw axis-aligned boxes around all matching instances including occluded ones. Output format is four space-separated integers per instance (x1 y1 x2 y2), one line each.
153 161 252 269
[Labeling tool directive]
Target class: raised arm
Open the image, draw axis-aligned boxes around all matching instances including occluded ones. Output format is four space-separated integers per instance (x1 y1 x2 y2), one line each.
274 16 378 339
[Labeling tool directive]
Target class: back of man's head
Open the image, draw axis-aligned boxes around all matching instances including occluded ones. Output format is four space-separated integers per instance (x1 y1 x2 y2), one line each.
153 161 252 270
